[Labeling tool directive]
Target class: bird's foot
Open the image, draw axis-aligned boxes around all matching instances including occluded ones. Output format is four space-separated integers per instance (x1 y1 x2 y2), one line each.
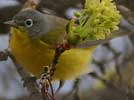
39 66 55 100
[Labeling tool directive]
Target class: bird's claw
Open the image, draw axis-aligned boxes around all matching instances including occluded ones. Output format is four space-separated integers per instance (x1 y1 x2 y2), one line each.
39 66 55 100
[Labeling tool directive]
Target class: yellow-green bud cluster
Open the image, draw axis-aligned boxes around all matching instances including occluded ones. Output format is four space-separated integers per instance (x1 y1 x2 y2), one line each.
67 0 121 44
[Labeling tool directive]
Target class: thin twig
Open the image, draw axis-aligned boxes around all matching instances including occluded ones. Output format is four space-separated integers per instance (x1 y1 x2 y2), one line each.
92 59 106 74
103 43 122 83
50 44 67 77
64 78 80 100
39 41 70 100
117 5 134 25
88 72 126 96
72 78 80 100
76 28 134 48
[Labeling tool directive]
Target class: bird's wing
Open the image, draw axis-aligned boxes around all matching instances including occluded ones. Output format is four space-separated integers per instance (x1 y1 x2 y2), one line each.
39 14 68 46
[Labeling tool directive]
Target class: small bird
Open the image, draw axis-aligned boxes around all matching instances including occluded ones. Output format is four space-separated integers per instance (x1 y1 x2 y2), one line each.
5 8 96 81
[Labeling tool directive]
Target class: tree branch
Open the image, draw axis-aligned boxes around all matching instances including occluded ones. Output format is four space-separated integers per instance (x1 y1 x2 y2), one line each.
0 50 46 100
117 5 134 25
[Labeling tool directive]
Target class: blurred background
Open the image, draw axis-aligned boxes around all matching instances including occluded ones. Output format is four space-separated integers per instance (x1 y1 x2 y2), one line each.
0 0 134 100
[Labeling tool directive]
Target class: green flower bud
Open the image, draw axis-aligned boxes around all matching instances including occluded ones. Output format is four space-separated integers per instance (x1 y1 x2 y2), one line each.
67 0 121 45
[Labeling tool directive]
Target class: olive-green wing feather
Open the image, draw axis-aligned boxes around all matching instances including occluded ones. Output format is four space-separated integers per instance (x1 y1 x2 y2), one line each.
40 14 68 46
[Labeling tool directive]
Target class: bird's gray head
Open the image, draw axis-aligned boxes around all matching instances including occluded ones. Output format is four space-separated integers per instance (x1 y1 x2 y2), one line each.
6 8 49 38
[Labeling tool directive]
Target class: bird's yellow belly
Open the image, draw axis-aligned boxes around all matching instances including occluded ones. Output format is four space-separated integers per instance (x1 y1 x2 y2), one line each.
9 28 96 80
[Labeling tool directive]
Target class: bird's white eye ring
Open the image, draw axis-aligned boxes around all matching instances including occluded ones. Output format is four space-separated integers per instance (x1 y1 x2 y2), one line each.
24 19 33 28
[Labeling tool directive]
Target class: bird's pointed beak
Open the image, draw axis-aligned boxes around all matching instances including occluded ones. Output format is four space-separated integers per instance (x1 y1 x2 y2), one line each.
4 20 17 27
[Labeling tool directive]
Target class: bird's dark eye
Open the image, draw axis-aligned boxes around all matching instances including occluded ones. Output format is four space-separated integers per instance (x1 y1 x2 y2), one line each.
24 19 33 28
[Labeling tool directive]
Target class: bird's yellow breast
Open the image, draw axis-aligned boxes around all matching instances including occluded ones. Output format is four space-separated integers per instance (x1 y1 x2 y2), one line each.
9 27 96 80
